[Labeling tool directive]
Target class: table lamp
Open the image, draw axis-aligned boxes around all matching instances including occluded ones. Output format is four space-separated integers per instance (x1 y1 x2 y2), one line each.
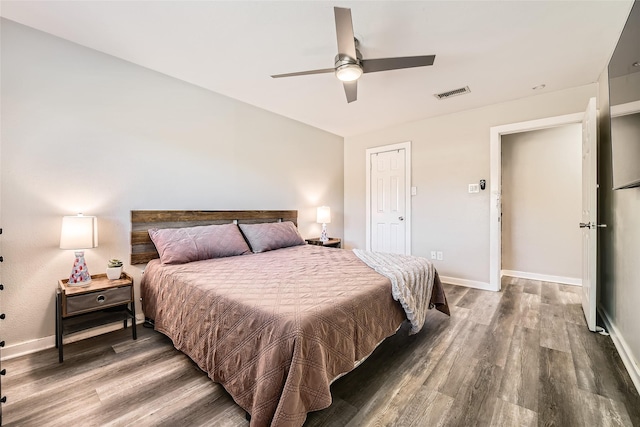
60 214 98 286
317 206 331 243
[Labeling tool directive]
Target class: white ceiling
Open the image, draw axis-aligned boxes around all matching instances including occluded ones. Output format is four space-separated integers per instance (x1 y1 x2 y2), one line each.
1 1 634 137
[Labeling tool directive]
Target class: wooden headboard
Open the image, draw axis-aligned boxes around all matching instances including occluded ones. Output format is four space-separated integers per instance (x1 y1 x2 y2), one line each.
130 210 298 265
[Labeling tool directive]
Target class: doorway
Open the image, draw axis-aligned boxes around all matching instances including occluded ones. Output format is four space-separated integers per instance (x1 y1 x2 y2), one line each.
501 125 583 285
489 112 585 291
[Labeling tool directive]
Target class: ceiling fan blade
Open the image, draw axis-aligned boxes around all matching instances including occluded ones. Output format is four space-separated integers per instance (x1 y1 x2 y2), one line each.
343 80 357 103
271 68 335 78
362 55 436 73
334 7 357 59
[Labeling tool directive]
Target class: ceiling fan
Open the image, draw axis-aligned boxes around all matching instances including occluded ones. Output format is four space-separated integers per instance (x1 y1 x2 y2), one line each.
271 7 436 103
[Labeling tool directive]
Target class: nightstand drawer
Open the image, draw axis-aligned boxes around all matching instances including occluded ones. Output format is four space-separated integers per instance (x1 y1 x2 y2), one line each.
66 286 132 316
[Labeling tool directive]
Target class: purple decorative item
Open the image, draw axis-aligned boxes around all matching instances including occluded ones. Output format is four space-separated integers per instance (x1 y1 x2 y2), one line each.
68 251 92 285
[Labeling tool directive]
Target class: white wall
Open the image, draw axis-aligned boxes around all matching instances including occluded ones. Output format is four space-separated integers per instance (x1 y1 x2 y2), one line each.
344 84 596 287
0 19 344 352
501 125 582 281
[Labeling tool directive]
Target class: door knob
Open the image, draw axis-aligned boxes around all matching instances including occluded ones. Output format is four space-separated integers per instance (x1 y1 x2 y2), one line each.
399 216 404 221
580 222 607 229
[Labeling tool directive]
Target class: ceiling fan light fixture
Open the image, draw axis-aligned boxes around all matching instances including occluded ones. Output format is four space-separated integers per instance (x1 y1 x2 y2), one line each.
335 63 362 82
272 7 436 103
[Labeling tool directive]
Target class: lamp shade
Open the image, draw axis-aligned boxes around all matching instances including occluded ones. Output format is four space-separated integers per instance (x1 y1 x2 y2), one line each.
60 214 98 249
316 206 331 224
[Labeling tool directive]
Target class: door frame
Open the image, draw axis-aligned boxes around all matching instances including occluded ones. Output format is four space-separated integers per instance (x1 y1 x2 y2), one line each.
489 112 584 291
366 141 412 254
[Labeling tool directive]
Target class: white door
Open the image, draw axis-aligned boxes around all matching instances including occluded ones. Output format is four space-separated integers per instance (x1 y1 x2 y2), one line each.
581 97 599 332
370 149 406 254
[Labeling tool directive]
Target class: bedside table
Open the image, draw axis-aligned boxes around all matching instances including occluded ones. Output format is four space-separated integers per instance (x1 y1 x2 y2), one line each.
55 273 136 362
305 237 341 248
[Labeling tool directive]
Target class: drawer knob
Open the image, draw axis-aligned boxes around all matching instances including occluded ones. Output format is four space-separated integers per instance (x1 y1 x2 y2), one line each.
0 369 5 375
0 314 4 320
0 396 6 404
0 341 4 347
0 284 3 290
96 294 106 304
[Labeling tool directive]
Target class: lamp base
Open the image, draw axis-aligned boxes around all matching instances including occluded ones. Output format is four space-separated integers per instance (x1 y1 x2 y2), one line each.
67 279 92 287
320 223 329 243
67 251 92 287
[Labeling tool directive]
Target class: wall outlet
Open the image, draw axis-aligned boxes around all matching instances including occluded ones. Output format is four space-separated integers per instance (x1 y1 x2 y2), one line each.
437 251 443 261
430 251 436 260
468 184 480 193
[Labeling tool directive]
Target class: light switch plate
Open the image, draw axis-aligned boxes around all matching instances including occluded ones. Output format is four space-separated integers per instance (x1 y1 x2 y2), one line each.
411 186 417 196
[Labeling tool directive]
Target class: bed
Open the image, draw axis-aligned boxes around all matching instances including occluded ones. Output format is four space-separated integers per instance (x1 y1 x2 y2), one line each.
133 210 449 426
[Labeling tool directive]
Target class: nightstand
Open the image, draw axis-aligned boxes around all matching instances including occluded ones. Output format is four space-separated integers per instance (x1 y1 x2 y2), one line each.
55 273 136 363
305 237 342 248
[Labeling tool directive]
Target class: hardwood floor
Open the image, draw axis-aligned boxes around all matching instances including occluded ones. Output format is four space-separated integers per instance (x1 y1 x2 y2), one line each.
3 278 640 426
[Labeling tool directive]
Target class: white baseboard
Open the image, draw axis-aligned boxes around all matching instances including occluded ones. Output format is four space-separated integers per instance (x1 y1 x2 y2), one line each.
1 315 146 361
501 270 582 286
1 335 56 361
598 307 640 396
439 275 494 291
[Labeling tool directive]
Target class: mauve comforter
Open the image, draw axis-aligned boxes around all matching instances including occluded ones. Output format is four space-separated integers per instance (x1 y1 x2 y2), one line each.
141 244 447 426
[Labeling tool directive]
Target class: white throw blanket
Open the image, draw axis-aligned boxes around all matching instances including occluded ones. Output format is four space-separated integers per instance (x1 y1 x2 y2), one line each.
353 249 435 335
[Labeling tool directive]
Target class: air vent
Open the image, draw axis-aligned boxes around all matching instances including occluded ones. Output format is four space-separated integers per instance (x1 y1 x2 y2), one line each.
434 86 471 100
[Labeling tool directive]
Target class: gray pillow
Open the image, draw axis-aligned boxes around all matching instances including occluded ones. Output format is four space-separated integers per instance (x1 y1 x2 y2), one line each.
238 221 305 253
149 223 251 264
